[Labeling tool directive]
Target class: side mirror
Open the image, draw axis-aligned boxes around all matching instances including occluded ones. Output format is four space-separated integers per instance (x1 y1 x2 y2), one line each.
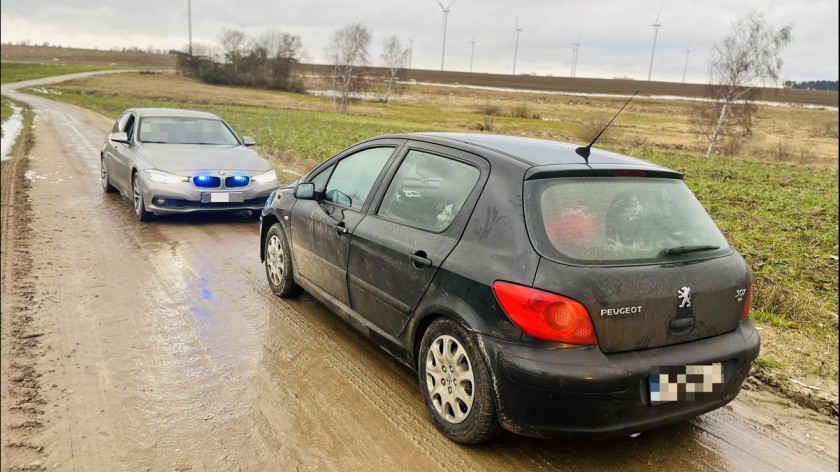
109 132 129 144
242 136 256 147
294 182 315 200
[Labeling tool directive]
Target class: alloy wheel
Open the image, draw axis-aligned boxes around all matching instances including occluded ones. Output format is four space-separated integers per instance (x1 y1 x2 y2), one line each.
266 234 285 286
424 334 475 424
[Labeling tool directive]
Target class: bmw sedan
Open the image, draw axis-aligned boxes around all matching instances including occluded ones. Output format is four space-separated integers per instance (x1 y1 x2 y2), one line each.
100 108 278 221
259 133 760 444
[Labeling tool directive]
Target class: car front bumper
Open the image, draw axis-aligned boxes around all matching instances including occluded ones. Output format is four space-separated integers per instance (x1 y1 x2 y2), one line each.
480 320 760 439
139 175 277 215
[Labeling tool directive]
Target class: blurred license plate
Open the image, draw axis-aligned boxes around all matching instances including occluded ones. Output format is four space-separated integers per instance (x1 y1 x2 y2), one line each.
649 363 724 404
203 192 244 203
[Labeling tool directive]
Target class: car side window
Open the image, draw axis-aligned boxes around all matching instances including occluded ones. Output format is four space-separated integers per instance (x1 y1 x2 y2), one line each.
324 147 394 211
377 150 480 232
122 114 136 140
113 113 131 133
310 164 334 194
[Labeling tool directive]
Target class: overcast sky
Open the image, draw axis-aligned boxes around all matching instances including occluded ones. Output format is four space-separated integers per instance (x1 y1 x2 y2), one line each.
1 0 837 84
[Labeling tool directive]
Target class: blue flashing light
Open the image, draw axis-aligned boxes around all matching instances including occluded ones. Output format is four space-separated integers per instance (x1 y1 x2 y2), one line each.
193 175 221 188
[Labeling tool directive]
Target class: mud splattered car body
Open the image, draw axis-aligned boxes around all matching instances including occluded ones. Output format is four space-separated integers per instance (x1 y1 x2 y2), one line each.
259 133 760 443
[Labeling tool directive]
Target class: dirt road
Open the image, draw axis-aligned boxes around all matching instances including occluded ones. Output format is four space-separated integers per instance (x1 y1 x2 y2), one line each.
1 78 838 471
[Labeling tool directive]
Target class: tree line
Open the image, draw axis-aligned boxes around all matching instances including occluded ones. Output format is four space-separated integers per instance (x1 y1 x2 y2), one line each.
177 28 305 92
177 25 409 112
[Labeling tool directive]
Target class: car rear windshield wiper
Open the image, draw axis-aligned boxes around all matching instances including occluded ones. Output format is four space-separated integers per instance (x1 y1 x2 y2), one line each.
663 245 720 257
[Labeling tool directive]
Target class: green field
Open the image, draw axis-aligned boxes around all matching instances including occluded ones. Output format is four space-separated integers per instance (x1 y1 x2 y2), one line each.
4 66 834 399
0 61 117 84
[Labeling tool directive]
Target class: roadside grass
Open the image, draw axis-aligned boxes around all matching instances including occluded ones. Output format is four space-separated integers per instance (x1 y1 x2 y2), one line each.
1 95 12 137
0 61 119 84
27 73 840 384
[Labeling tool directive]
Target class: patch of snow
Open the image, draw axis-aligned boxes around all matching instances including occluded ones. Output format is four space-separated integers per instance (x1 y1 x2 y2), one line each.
23 170 47 182
1 104 24 161
32 87 63 95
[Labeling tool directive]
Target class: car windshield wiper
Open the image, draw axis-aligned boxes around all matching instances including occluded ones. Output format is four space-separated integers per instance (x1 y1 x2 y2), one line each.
662 245 720 257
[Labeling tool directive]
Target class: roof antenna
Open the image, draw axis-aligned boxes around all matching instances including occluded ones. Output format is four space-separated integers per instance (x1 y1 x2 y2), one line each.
575 90 638 164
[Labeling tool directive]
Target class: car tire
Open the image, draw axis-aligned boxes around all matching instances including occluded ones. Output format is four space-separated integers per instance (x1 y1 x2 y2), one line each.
418 318 501 444
265 223 302 298
101 158 117 193
132 172 153 222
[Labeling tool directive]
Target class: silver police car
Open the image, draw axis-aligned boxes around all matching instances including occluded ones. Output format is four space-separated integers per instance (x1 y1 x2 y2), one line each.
100 108 277 221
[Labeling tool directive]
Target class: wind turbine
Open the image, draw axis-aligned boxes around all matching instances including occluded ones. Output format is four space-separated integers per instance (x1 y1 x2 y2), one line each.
469 35 476 73
571 34 581 78
647 3 663 81
437 0 457 71
682 42 691 83
512 17 523 75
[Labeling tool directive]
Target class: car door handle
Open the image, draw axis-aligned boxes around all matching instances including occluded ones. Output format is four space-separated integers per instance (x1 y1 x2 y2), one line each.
409 252 432 268
334 222 348 235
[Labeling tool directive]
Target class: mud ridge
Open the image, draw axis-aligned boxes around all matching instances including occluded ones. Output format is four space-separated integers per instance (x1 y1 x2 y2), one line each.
746 368 839 419
1 106 49 470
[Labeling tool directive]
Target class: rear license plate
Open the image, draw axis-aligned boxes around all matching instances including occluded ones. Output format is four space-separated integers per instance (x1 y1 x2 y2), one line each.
202 192 244 203
649 363 724 404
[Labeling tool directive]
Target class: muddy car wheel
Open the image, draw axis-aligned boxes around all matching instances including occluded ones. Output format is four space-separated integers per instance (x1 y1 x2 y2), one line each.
265 223 302 298
101 158 117 193
132 173 153 222
418 318 501 444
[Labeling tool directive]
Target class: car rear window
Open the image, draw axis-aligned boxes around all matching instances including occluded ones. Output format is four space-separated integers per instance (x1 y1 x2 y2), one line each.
524 177 730 265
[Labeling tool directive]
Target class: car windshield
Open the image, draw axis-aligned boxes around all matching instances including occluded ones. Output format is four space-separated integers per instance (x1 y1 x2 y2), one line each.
138 117 240 145
524 177 730 265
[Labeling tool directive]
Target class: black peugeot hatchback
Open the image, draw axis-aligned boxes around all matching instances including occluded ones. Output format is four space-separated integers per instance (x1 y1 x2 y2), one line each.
259 132 759 444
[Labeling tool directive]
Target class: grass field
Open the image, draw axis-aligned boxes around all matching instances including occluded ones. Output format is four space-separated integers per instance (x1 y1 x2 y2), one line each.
2 49 837 398
0 62 122 84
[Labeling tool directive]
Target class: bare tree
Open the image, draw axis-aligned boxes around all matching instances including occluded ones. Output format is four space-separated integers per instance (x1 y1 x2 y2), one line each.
696 11 792 156
326 23 371 114
219 29 246 73
379 35 409 103
250 28 303 89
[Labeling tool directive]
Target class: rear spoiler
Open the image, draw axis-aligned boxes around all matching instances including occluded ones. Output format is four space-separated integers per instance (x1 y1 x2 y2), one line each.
524 164 683 181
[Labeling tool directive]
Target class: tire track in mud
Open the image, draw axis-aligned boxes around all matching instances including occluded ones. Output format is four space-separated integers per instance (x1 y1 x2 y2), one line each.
159 220 474 470
263 294 469 471
688 403 838 471
0 104 51 471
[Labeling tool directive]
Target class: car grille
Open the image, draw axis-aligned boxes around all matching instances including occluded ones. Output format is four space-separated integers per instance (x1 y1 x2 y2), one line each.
193 176 222 188
191 175 251 189
225 176 250 188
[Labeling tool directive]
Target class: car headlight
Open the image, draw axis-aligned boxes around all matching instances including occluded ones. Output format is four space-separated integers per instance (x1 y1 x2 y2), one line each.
252 169 277 183
145 169 189 184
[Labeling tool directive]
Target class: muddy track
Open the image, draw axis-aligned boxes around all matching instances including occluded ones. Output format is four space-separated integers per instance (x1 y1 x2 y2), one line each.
1 77 838 471
1 104 47 471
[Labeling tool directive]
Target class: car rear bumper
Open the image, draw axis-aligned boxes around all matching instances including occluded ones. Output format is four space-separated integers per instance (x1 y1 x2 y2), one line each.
480 320 760 439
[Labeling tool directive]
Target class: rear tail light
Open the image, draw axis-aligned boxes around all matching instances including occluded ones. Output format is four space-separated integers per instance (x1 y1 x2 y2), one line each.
739 278 752 321
492 281 598 345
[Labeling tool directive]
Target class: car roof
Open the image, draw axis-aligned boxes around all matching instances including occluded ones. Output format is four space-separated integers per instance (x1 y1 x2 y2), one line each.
127 108 223 120
382 132 665 168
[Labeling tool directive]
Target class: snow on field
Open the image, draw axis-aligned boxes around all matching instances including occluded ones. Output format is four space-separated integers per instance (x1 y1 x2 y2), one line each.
1 104 24 161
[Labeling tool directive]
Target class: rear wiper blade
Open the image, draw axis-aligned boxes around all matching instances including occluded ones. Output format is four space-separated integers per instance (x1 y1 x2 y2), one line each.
663 245 720 256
